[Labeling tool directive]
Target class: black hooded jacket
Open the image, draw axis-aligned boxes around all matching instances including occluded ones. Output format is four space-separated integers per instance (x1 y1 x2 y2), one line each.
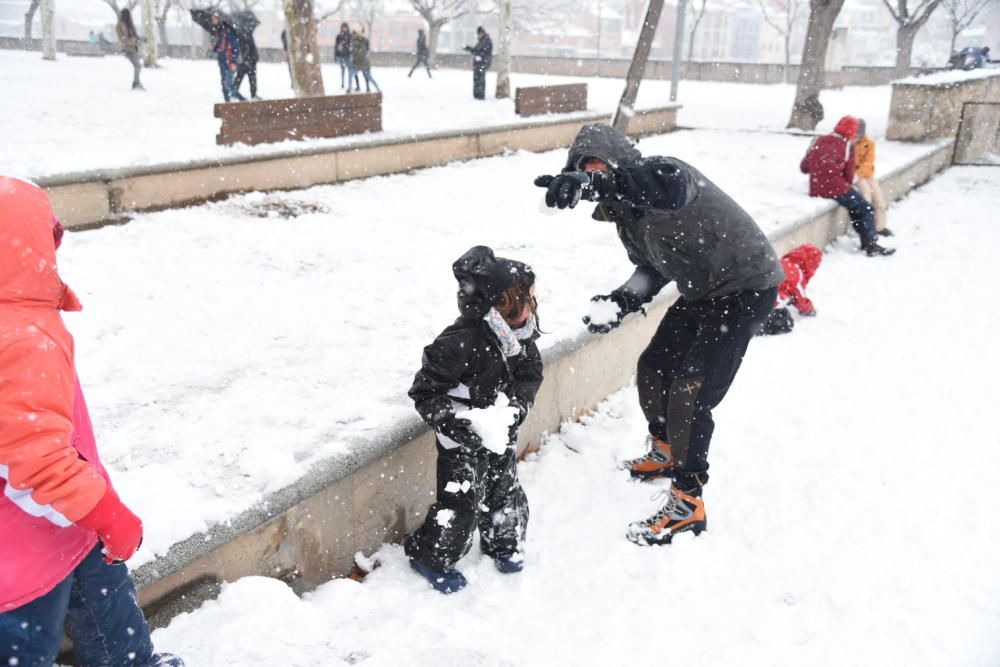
566 124 782 308
409 246 543 432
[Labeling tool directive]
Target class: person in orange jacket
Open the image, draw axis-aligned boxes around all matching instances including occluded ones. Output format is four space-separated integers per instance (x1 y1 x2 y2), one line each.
0 177 181 666
854 118 892 237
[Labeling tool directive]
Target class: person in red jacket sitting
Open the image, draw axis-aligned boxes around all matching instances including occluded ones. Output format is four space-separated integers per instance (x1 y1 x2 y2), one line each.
760 244 824 335
0 177 182 667
800 115 895 257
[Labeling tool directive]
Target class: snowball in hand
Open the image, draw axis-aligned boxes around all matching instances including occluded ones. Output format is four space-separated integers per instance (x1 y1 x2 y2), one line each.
464 393 519 455
586 297 622 327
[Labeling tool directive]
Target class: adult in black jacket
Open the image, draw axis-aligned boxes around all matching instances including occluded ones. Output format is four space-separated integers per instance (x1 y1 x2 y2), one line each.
333 22 353 90
535 123 782 547
404 246 543 593
463 26 492 99
233 11 260 100
408 28 431 78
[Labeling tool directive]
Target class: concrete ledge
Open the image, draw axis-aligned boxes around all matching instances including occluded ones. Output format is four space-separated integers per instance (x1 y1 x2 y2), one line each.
887 72 1000 142
39 106 680 229
130 137 953 625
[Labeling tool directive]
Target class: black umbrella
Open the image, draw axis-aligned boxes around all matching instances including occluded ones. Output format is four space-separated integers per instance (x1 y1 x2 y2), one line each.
233 10 259 36
190 8 235 35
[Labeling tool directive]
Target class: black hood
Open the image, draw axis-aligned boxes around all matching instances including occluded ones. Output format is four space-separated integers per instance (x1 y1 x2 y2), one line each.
452 246 534 319
563 123 642 173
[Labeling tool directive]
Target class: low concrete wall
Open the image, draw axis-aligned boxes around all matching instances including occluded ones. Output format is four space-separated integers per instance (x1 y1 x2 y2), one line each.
886 71 1000 142
1 38 937 87
38 106 679 229
131 138 954 626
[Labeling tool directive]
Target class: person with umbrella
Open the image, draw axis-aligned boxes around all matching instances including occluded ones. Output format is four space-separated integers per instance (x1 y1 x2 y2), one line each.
191 8 245 103
232 10 261 100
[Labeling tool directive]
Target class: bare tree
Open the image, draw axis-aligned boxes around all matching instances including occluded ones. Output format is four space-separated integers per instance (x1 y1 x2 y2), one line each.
41 0 55 58
882 0 945 73
155 0 174 47
142 0 158 65
786 0 845 129
284 0 325 95
942 0 997 53
347 0 383 37
409 0 483 66
495 0 511 97
686 0 709 61
757 0 804 82
99 0 141 21
24 0 40 41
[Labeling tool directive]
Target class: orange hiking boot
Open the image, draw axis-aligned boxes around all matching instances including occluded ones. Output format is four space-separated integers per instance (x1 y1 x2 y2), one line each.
619 436 676 480
626 486 707 546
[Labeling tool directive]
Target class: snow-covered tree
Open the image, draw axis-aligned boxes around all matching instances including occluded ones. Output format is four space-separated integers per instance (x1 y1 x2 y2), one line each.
758 0 805 82
787 0 845 129
41 0 55 59
285 0 325 95
882 0 945 72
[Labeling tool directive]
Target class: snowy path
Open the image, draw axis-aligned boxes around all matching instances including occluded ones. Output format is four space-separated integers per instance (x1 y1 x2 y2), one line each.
0 48 890 178
56 129 934 565
147 167 1000 666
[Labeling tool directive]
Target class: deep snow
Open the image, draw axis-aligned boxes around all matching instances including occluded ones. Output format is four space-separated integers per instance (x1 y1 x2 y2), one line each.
148 167 1000 666
55 128 935 566
0 48 892 178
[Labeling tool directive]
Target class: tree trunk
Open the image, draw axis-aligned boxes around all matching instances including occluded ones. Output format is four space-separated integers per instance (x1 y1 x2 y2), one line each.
427 19 444 68
157 16 169 49
783 33 791 84
142 0 158 66
894 23 919 73
949 27 957 55
284 0 324 96
786 0 844 130
24 0 40 42
41 0 55 60
613 0 665 132
495 0 512 98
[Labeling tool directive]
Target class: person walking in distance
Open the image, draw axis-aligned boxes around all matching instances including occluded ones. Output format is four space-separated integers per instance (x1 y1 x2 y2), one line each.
115 8 144 90
463 26 492 100
408 28 432 78
534 123 783 546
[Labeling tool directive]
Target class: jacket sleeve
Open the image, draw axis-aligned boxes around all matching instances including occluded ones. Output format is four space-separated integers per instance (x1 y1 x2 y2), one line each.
844 144 857 184
408 327 477 429
510 342 544 410
0 337 106 525
800 139 815 173
612 265 671 313
613 158 694 211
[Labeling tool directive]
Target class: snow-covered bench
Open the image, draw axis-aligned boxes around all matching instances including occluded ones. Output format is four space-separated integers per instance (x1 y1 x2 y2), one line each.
515 83 587 117
214 93 382 146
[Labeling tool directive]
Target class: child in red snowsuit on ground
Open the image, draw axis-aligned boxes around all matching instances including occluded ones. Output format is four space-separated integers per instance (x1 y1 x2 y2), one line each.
761 244 823 335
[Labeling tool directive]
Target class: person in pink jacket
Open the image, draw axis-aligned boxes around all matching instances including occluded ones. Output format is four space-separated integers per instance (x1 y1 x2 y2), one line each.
0 176 181 667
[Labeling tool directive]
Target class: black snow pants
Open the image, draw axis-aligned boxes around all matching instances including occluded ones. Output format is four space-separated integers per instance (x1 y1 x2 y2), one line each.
234 60 258 98
404 440 528 572
637 287 777 496
473 65 487 99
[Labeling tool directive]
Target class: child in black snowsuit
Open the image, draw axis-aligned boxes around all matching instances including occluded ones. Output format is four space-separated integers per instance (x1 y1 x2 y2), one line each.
404 246 544 594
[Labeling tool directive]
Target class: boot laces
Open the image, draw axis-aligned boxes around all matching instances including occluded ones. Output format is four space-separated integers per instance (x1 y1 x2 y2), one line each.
624 436 668 466
642 487 689 526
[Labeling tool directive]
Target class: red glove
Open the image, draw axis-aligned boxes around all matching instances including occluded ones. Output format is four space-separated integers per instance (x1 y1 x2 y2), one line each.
76 486 143 564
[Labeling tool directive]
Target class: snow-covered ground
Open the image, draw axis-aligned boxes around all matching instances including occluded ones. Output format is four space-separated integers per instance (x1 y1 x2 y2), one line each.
57 128 935 566
147 167 1000 666
0 48 891 177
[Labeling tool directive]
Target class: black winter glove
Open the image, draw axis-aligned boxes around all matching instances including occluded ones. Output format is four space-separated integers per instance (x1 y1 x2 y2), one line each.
534 171 619 209
507 397 529 448
582 292 629 334
437 416 483 450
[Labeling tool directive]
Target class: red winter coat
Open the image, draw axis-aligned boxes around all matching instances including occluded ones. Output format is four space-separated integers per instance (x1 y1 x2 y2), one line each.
778 244 823 316
0 177 115 611
800 120 858 198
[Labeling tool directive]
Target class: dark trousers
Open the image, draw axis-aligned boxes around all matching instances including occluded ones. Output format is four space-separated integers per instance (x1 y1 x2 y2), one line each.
336 55 350 88
234 61 258 98
637 287 777 495
0 545 155 667
833 188 877 247
404 440 528 571
409 54 431 77
473 66 487 99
